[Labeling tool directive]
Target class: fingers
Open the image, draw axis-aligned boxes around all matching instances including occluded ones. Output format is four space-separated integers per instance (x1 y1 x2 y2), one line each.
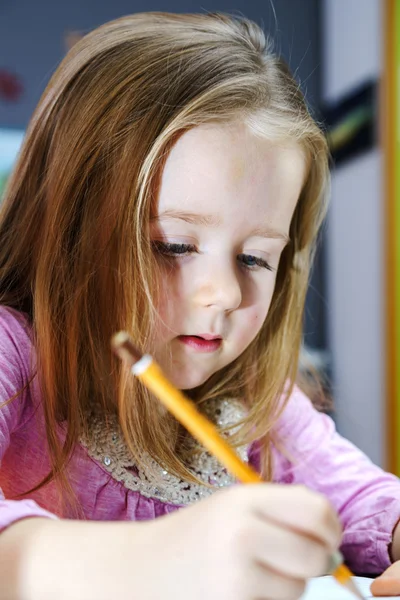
238 513 334 581
242 484 342 552
184 483 343 600
246 562 306 600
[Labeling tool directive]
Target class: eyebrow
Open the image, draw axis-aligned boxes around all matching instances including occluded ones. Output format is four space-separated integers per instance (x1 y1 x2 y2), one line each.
153 210 221 227
153 210 290 243
250 226 290 244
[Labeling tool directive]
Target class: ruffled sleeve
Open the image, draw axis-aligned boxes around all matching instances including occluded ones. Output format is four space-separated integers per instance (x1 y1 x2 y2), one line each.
272 385 400 574
0 306 58 533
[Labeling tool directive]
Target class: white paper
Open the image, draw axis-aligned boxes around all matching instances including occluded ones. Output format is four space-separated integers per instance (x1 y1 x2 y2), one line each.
300 575 399 599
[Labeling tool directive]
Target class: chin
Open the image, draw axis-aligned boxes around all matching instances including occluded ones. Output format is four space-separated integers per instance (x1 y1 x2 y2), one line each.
167 369 213 391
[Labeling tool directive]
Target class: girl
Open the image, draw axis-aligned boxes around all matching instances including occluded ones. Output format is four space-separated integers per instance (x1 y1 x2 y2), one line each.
0 12 399 600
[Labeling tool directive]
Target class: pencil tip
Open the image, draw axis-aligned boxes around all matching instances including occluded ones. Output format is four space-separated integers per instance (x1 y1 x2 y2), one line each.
111 331 142 365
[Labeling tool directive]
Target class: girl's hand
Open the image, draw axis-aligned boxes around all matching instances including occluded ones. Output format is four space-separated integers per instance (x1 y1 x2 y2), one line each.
1 483 341 600
146 483 342 600
371 562 400 597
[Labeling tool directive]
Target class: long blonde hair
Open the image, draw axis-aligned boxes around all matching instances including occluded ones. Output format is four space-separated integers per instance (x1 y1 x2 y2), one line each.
0 12 329 494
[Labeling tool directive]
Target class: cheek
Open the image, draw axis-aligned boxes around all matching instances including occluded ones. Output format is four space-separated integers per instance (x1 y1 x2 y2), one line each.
153 264 185 327
251 282 275 323
249 305 268 334
239 295 273 346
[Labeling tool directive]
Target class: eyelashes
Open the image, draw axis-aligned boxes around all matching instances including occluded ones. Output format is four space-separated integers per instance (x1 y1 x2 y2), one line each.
152 241 274 272
236 253 274 272
152 241 198 256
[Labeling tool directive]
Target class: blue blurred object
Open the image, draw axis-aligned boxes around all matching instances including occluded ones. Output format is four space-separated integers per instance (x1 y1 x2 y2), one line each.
0 127 24 199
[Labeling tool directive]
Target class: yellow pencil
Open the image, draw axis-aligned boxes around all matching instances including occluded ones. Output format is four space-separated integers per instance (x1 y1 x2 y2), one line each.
111 331 364 599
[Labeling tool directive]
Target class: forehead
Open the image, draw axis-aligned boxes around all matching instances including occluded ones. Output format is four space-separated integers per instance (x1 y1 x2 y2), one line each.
155 123 306 229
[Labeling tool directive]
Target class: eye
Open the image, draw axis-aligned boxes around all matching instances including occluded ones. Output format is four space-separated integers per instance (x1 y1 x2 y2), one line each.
152 241 197 257
238 253 274 272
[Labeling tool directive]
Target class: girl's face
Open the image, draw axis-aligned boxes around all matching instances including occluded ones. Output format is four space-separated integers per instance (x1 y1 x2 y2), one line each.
150 123 306 390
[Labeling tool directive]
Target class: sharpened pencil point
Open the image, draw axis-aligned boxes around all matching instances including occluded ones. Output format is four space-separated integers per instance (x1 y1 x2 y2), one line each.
111 331 143 366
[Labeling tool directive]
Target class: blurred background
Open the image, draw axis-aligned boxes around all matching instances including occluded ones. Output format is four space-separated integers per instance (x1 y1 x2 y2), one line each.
0 0 398 472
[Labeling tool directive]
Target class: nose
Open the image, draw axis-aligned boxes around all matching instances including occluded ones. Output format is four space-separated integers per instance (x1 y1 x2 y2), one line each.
193 260 242 312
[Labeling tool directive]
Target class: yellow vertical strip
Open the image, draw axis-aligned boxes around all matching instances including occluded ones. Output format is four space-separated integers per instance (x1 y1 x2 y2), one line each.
383 0 398 473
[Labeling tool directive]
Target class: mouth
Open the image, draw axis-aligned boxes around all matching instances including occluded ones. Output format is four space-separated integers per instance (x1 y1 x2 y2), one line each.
177 334 223 353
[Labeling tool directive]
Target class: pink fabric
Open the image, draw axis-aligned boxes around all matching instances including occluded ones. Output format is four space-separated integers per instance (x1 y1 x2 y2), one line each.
1 305 400 574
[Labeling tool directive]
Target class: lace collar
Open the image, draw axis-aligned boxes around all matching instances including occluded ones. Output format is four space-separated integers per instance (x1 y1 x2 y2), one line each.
80 398 249 506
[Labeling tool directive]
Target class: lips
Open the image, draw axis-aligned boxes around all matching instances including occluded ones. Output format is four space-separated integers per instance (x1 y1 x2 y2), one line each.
178 334 222 353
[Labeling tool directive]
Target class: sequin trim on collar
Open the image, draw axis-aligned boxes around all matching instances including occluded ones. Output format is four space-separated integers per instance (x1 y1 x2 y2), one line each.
80 398 250 506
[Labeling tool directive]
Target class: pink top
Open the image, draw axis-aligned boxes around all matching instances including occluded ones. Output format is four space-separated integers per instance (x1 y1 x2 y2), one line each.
0 305 400 575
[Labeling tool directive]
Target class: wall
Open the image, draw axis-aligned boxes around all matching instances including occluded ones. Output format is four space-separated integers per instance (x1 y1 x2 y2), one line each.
0 0 321 126
322 0 385 465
